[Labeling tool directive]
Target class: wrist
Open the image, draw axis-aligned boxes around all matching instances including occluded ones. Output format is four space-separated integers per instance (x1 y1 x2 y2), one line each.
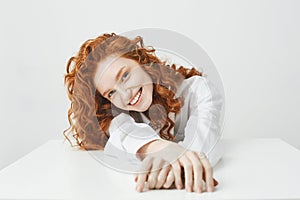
137 139 169 159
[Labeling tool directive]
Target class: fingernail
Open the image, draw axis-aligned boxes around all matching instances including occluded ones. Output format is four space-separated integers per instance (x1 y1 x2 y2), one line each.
187 186 192 192
136 185 142 192
176 184 182 189
195 187 202 193
207 186 214 192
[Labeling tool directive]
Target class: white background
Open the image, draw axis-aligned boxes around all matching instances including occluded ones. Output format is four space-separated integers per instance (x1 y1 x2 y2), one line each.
0 0 299 170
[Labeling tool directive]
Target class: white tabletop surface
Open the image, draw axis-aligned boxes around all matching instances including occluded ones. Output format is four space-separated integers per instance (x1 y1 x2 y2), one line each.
0 138 299 200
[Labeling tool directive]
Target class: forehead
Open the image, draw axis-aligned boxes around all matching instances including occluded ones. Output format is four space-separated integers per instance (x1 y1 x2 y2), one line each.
94 56 137 93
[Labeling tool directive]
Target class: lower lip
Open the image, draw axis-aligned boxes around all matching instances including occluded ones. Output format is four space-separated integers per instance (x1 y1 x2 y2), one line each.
130 88 143 106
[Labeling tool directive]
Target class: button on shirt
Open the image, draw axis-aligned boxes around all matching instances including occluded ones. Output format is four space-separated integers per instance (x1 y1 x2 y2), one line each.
104 76 224 167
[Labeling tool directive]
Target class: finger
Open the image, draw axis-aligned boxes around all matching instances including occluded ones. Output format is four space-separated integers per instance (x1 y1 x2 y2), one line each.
147 157 164 189
163 170 175 188
186 151 203 193
213 178 219 186
171 160 183 189
201 169 219 186
155 163 170 189
136 156 153 192
198 152 214 192
134 176 137 182
179 155 193 192
202 172 219 187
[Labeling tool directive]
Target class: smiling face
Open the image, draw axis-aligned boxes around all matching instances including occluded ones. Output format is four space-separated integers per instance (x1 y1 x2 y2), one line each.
94 56 154 112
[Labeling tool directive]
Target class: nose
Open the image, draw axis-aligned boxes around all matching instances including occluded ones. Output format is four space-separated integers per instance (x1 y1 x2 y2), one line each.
116 85 131 102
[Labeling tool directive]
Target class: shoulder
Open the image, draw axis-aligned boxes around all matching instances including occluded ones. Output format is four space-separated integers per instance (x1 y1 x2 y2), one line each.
176 76 210 96
176 75 223 104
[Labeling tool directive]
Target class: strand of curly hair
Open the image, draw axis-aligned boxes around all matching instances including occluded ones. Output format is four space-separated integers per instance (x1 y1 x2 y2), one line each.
64 33 202 150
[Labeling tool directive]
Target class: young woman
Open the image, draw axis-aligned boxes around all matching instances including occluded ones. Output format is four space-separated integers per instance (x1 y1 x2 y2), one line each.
64 33 224 193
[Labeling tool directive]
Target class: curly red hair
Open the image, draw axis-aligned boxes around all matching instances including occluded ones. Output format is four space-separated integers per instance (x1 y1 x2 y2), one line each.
64 33 202 150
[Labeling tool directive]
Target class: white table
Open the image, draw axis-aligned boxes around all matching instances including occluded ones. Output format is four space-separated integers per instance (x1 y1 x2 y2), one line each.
0 138 299 200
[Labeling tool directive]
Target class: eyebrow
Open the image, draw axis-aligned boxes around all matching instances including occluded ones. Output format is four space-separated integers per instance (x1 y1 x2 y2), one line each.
103 66 126 98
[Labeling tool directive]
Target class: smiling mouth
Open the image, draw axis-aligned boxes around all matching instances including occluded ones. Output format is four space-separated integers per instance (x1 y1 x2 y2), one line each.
128 88 142 106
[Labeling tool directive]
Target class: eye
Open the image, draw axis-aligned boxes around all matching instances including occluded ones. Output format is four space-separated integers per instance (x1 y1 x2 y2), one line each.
108 90 116 98
121 71 129 81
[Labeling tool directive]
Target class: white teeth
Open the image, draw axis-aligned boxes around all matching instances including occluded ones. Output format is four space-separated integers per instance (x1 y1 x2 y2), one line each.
129 90 141 105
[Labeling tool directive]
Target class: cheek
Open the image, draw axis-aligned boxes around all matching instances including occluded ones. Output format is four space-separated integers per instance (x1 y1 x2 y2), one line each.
146 84 153 96
138 73 153 86
127 77 143 87
127 70 153 87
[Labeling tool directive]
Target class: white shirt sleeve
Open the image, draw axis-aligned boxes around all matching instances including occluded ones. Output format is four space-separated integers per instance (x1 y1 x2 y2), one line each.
104 113 162 156
177 77 224 167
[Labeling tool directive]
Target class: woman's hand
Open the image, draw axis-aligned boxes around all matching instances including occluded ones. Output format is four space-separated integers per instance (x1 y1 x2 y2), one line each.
135 140 218 193
135 156 176 191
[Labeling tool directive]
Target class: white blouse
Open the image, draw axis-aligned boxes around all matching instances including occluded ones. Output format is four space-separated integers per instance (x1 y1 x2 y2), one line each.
103 76 224 167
